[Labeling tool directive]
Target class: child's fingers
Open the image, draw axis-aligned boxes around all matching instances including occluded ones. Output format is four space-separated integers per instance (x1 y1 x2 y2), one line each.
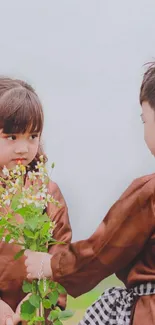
24 249 31 257
5 317 13 325
27 272 33 279
13 313 21 325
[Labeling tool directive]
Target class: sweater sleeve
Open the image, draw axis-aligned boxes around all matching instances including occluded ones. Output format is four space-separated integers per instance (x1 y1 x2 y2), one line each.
51 174 155 297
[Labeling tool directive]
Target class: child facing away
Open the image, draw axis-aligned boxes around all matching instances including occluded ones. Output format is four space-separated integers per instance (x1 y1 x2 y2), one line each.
25 62 155 325
0 78 72 325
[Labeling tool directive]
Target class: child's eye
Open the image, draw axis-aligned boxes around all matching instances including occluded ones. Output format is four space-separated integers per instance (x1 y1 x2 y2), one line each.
29 134 39 140
7 135 16 140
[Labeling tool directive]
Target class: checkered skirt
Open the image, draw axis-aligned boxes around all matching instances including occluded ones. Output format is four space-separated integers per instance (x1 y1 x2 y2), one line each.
78 282 155 325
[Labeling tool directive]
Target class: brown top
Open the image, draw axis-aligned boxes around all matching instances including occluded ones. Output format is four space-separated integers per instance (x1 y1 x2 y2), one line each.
0 179 72 313
51 173 155 325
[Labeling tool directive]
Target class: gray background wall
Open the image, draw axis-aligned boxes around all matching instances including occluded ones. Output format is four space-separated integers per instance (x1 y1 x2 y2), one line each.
1 0 155 240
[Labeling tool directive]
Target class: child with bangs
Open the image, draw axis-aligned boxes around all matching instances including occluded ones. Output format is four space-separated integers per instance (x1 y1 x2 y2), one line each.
0 78 72 325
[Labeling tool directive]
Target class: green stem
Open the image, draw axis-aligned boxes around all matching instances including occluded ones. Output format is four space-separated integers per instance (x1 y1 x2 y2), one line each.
39 301 45 325
36 281 45 325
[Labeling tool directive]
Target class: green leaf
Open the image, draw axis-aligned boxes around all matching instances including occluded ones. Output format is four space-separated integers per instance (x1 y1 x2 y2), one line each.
40 222 50 237
49 281 56 290
11 194 21 211
39 246 48 253
32 280 37 294
15 206 30 215
27 316 45 325
48 291 59 306
0 219 6 226
0 230 4 239
21 300 36 320
28 217 39 231
53 320 63 325
58 310 74 320
16 205 34 216
23 228 34 238
31 316 44 321
21 313 32 321
30 242 37 251
29 294 41 308
37 213 49 223
38 279 49 298
6 213 12 219
14 249 25 260
57 283 67 294
5 234 11 243
34 231 40 239
22 281 32 293
43 298 51 309
48 310 60 321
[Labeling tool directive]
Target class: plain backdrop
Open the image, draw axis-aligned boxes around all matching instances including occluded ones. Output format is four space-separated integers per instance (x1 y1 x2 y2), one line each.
0 0 155 240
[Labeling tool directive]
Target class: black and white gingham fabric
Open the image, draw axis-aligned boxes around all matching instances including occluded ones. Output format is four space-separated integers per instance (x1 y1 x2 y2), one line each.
78 282 155 325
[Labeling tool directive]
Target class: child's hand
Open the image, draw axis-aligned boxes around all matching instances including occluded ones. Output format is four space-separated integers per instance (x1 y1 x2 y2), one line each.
5 315 19 325
5 319 14 325
24 250 53 280
0 300 18 325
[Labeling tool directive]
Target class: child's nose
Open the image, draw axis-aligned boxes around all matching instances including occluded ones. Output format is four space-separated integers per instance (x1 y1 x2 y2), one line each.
14 143 28 154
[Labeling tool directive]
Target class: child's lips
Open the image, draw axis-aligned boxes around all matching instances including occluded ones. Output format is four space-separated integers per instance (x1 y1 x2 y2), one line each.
12 158 27 163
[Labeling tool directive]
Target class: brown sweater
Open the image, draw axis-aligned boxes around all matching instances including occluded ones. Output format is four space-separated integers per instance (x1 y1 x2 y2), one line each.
0 180 72 319
51 173 155 325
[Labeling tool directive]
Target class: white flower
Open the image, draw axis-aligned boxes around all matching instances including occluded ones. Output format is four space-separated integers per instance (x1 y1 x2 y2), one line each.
36 161 44 170
5 199 10 205
50 220 56 229
35 184 48 199
46 194 52 202
2 166 9 177
36 192 46 199
27 171 37 181
19 197 33 207
40 175 45 182
2 191 10 206
34 201 44 208
11 164 26 176
14 165 21 172
43 194 53 207
2 236 14 244
9 187 17 194
41 184 48 193
9 179 20 194
50 221 56 235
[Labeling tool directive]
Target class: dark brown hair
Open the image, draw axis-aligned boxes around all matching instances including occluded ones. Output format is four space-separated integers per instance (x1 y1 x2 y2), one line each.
0 77 47 169
140 62 155 108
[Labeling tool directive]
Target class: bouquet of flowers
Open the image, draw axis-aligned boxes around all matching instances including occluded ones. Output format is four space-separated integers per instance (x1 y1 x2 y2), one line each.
0 157 73 325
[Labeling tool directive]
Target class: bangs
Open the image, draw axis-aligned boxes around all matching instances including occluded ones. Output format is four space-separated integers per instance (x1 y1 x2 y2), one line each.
0 87 44 134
